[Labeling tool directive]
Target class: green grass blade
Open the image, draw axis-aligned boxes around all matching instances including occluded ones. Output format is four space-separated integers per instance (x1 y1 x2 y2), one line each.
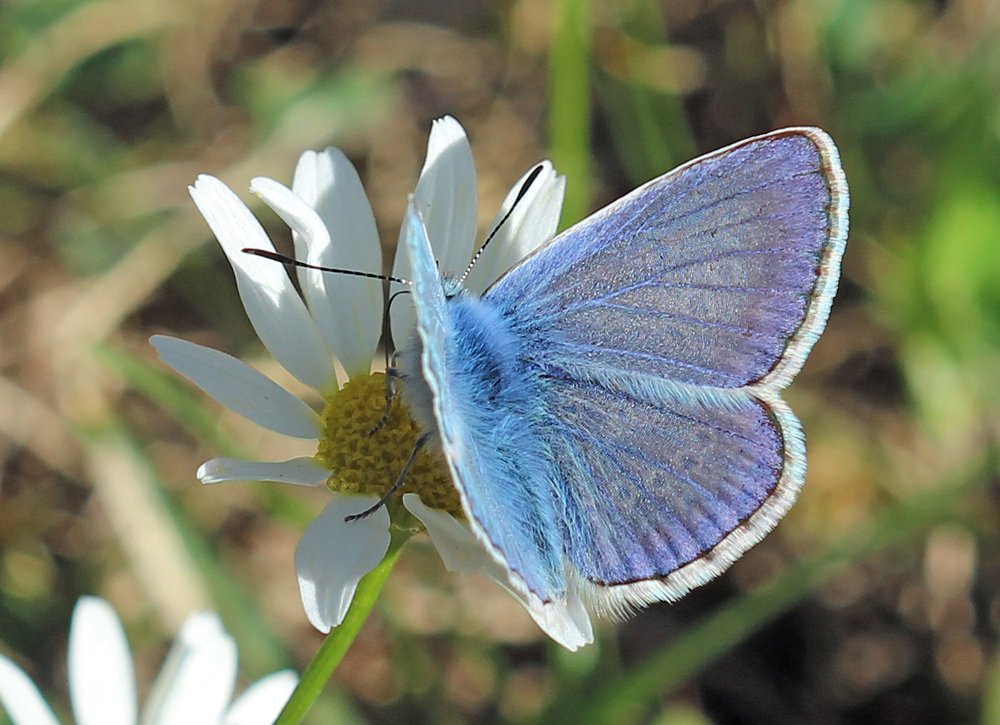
549 0 592 228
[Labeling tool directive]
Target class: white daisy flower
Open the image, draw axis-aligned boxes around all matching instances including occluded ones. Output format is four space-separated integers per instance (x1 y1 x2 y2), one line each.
0 596 297 725
151 117 591 649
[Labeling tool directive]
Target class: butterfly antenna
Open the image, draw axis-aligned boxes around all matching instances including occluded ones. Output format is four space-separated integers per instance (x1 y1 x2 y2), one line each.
369 290 412 437
457 164 545 287
242 248 411 286
381 290 412 371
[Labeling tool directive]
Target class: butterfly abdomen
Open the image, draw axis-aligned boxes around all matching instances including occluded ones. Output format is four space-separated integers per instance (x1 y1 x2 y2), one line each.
398 289 530 426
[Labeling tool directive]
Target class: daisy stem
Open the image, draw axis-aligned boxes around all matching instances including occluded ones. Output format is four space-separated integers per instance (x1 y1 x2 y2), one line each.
274 527 413 725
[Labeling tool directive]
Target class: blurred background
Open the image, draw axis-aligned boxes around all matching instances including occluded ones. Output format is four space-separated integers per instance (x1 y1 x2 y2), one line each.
1 0 999 723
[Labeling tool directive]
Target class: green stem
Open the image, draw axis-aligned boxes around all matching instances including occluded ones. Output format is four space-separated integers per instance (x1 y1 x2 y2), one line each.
274 527 412 725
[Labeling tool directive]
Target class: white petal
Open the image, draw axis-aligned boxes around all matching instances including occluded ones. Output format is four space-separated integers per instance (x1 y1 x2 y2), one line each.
0 655 61 725
465 161 565 294
151 336 321 440
416 116 479 275
253 176 382 380
222 671 297 725
198 457 329 486
391 116 478 347
189 175 337 393
402 494 594 651
288 149 384 378
141 612 237 725
69 596 137 725
402 494 497 576
295 497 390 633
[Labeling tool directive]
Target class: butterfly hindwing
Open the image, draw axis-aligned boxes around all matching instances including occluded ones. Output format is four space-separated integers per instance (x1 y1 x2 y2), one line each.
537 373 802 611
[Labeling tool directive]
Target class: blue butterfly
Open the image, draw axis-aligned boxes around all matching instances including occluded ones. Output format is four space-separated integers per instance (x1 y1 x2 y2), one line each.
395 128 848 633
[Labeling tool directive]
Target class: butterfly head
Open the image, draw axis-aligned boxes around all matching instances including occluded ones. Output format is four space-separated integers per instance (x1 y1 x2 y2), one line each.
441 276 465 300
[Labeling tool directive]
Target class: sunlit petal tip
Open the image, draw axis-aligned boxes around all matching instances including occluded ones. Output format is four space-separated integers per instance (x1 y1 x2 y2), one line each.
515 172 565 252
301 147 381 263
197 457 329 486
462 159 567 294
249 177 329 247
293 147 320 176
538 169 567 216
291 147 345 206
549 174 567 207
283 148 385 377
247 173 290 200
140 610 237 725
295 497 391 633
0 655 62 725
391 116 478 343
414 116 478 275
222 670 298 725
148 625 238 725
188 176 274 260
187 174 292 295
521 159 557 191
69 596 137 725
425 116 469 160
176 610 227 645
187 174 230 204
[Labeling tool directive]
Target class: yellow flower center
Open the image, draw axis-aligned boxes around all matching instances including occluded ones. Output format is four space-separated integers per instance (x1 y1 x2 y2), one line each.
315 372 461 516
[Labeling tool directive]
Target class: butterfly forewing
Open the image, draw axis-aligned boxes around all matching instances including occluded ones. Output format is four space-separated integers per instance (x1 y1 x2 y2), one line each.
488 129 847 390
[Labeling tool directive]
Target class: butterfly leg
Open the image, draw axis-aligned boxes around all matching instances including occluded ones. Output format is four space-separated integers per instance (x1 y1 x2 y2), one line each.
344 431 433 522
369 356 401 436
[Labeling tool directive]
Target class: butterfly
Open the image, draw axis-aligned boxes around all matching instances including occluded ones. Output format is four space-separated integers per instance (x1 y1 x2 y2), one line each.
394 128 848 627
